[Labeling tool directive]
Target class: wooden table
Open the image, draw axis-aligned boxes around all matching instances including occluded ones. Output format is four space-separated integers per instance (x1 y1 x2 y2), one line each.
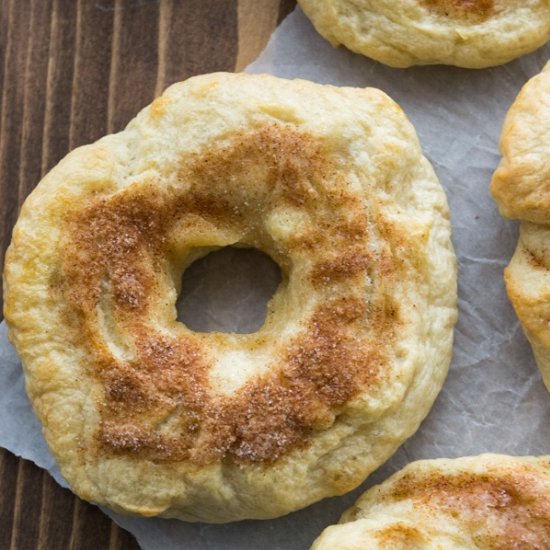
0 1 296 547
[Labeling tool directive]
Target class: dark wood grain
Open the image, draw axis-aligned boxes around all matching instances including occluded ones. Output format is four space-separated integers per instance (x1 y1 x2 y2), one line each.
0 1 296 548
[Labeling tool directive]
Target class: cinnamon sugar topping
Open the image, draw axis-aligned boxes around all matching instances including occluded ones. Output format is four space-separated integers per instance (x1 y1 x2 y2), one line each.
60 124 402 465
422 0 494 20
390 468 550 548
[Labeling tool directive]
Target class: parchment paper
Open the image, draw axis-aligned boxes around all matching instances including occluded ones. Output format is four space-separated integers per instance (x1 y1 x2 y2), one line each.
2 6 550 549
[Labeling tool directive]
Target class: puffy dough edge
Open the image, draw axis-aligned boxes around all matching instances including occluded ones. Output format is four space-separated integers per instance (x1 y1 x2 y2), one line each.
297 0 550 69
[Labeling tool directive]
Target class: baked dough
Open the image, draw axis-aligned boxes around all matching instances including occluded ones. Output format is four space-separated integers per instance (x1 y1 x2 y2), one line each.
297 0 550 68
3 73 457 522
311 454 550 549
491 61 550 393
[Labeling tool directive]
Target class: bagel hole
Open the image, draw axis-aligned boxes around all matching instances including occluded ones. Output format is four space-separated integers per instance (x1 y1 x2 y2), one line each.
176 247 282 333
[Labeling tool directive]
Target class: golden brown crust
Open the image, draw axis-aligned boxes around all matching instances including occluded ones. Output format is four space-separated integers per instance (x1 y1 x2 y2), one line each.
311 455 550 549
3 73 456 521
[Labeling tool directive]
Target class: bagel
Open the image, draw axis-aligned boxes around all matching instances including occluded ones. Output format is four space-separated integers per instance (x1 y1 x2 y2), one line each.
491 61 550 394
310 454 550 549
297 0 550 68
3 72 457 522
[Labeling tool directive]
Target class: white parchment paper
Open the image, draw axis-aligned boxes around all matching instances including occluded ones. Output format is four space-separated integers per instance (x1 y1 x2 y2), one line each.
2 6 550 549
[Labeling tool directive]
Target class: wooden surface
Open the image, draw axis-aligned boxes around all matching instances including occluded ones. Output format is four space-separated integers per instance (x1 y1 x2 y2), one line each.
0 1 296 548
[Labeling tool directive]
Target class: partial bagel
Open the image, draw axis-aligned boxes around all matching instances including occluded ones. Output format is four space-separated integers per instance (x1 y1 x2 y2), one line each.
298 1 550 68
311 454 550 549
3 72 456 522
491 61 550 394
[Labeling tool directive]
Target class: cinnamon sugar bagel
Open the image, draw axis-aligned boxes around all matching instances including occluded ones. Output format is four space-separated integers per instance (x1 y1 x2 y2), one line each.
3 73 457 522
297 0 550 68
310 454 550 549
491 61 550 394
